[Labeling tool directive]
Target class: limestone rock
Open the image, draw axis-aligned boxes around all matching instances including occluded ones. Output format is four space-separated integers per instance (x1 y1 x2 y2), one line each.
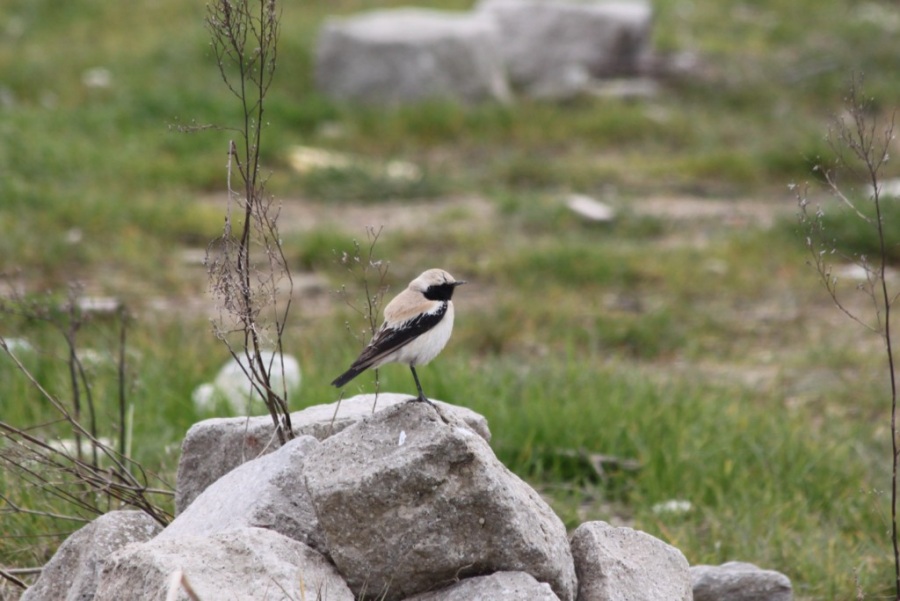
303 402 577 601
691 561 792 601
566 194 615 223
405 571 561 600
315 8 511 105
570 521 692 601
21 510 162 601
158 435 325 552
191 351 301 415
174 393 490 513
478 0 653 97
95 527 353 601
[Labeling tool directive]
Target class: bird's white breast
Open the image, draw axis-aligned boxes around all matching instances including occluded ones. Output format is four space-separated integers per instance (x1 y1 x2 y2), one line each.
389 301 455 367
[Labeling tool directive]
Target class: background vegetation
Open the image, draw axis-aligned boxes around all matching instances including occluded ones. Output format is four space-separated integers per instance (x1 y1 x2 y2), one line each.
3 0 900 599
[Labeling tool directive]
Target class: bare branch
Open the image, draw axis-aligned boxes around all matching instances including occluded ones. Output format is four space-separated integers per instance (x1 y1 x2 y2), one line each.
204 0 293 442
797 74 900 599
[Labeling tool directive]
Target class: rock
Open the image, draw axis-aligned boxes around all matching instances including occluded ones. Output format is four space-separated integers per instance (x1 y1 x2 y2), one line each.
81 66 112 89
477 0 653 97
570 521 692 601
95 527 353 601
565 194 616 223
191 351 301 415
314 8 511 105
691 562 793 601
174 393 490 514
158 435 326 553
874 178 900 198
405 571 561 600
21 510 162 601
303 401 577 601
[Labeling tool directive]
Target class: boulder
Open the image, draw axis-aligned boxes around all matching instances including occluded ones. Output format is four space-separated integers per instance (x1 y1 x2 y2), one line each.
95 527 353 601
175 392 491 515
21 510 162 601
691 561 793 601
570 521 692 601
477 0 653 97
315 8 511 105
405 571 561 600
174 393 490 514
157 435 326 553
303 401 578 601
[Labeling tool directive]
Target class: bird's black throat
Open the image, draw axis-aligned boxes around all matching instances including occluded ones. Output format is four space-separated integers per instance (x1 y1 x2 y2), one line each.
424 282 458 301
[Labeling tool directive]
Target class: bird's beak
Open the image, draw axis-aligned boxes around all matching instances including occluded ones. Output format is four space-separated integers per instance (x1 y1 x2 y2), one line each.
453 280 467 286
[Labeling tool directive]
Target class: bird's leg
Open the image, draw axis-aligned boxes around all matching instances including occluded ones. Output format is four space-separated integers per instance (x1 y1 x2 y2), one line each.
410 365 428 403
409 365 449 424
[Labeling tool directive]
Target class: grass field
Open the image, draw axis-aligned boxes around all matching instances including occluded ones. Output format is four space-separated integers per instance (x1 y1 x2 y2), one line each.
3 0 900 599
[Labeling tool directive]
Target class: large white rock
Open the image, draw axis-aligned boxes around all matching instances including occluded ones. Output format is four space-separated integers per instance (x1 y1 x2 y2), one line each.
477 0 653 97
406 571 561 600
191 351 301 415
158 435 325 553
21 511 162 601
302 401 578 601
95 527 353 601
570 521 692 601
315 8 511 105
691 562 793 601
174 393 490 513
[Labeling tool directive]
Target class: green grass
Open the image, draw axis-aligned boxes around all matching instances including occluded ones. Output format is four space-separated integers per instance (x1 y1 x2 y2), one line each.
3 0 900 598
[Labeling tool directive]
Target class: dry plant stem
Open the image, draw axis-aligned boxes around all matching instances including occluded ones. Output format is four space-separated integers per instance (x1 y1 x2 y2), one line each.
166 570 202 601
117 305 128 462
206 0 294 443
798 79 899 598
0 494 91 523
0 329 173 527
838 101 900 601
0 568 26 590
0 420 173 525
337 226 390 412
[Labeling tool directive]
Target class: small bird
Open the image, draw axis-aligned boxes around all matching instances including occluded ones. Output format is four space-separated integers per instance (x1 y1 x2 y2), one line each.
332 268 466 406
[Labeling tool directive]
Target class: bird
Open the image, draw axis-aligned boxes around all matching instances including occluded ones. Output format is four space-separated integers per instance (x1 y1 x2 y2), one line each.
332 268 466 406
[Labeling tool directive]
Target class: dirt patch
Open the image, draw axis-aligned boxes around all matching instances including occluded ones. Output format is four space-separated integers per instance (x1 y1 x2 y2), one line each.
198 194 497 235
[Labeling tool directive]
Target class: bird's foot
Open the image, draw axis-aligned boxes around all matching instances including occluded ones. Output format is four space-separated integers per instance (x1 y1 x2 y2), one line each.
410 394 450 424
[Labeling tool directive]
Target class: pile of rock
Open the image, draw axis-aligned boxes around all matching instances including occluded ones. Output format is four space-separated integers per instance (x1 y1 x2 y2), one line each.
314 0 663 104
21 394 792 600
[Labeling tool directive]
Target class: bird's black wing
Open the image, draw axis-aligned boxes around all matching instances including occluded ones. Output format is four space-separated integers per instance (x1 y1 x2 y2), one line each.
331 303 447 387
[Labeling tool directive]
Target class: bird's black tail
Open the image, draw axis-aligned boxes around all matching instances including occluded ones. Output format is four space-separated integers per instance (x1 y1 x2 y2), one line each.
331 366 365 388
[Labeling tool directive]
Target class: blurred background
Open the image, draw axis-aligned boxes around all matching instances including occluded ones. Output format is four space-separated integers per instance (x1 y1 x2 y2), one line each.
3 0 900 598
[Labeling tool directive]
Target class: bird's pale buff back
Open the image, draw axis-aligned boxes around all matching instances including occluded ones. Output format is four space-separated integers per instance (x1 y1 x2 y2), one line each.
331 268 465 403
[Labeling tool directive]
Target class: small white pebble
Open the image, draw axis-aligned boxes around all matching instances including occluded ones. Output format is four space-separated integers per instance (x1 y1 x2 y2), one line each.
398 430 407 446
651 499 693 515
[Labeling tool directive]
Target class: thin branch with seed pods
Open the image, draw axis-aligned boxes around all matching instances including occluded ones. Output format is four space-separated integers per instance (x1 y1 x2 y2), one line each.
204 0 294 444
795 75 900 600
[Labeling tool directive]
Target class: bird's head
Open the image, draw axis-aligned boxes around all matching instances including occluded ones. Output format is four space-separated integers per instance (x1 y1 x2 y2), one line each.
410 268 466 301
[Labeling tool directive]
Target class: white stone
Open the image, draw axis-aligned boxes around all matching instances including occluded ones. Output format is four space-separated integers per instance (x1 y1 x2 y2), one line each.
95 527 353 601
477 0 653 97
570 521 692 601
191 351 301 415
315 8 511 105
406 571 561 600
303 401 577 601
159 436 325 552
566 194 616 222
174 393 490 513
691 561 792 601
21 511 162 601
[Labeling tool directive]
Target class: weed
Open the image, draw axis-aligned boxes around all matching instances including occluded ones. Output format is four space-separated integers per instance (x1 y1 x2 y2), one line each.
797 76 900 599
